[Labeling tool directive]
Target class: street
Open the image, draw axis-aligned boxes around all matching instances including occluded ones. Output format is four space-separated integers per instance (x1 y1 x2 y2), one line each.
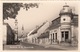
3 42 62 50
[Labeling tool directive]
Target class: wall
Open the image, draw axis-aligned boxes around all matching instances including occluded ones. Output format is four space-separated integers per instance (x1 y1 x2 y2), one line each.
73 26 78 41
49 27 61 43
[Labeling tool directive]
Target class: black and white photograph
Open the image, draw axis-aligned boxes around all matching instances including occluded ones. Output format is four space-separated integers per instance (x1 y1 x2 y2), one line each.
2 1 78 50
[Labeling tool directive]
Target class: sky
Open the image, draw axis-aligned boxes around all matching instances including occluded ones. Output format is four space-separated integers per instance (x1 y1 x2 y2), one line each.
4 2 78 36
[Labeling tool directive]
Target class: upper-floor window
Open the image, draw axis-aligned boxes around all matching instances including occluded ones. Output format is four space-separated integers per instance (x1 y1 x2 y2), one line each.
63 18 66 21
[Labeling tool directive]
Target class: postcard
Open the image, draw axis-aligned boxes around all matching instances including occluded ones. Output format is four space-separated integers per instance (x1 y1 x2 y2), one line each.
0 0 79 52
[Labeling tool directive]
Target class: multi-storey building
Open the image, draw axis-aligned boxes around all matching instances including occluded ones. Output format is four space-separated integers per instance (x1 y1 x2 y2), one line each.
25 4 78 46
37 4 78 45
48 4 78 44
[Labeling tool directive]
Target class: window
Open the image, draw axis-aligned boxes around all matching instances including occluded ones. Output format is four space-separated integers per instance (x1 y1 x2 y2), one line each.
65 31 69 39
61 32 64 38
65 31 68 34
55 33 57 40
63 18 66 21
53 33 54 40
61 31 69 39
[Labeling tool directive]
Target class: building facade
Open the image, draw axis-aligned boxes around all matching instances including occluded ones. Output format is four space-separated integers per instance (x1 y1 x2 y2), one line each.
3 19 19 45
48 4 78 44
3 23 15 45
26 4 78 45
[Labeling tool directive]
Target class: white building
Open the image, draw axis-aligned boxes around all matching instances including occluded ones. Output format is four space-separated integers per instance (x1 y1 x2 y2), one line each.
25 4 78 45
45 4 78 45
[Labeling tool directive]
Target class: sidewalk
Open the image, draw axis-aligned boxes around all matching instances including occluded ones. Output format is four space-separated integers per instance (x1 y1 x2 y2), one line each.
46 44 78 50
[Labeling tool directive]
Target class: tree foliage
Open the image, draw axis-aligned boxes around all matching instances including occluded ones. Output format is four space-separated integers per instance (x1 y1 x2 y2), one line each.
3 3 39 20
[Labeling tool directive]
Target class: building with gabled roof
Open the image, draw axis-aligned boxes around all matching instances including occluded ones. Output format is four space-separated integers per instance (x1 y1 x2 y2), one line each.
48 4 78 44
25 4 78 46
36 4 78 45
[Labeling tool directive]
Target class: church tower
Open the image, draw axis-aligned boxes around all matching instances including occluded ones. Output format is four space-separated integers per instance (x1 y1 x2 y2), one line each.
22 25 24 36
14 18 18 41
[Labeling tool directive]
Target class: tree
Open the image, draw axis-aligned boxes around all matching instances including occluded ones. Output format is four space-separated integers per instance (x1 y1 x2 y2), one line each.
3 3 39 20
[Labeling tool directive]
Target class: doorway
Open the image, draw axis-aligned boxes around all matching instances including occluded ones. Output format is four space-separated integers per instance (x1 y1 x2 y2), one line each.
65 31 69 41
61 31 69 42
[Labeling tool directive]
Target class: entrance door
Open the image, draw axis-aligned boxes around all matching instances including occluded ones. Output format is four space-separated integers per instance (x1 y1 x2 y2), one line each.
61 32 65 41
61 31 69 42
65 31 69 42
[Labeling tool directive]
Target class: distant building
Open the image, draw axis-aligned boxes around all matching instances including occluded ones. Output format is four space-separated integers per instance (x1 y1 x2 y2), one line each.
14 18 18 41
20 25 24 42
22 25 24 36
26 21 48 43
3 18 18 45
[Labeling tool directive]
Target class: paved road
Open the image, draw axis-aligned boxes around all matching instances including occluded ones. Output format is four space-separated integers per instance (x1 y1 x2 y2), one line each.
3 42 62 50
20 42 62 50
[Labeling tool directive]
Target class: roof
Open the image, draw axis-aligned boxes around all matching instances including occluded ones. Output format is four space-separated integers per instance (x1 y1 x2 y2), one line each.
48 17 60 30
29 22 47 35
63 4 69 7
48 14 78 30
37 31 49 39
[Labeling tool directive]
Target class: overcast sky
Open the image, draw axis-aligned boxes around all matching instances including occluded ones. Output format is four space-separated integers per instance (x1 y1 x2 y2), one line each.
4 2 78 36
